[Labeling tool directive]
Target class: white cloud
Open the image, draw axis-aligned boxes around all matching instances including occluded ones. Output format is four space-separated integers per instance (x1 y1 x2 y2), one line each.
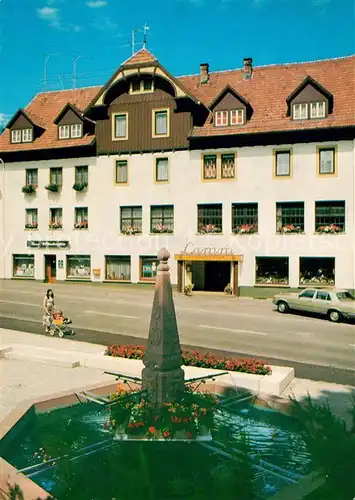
87 0 108 7
37 6 60 23
0 113 10 126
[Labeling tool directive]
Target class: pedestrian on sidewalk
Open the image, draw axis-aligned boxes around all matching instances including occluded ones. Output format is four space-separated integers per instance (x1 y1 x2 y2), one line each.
42 289 55 333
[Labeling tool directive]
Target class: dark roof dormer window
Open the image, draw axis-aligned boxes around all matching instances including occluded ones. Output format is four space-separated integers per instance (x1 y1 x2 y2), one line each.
310 101 326 119
288 76 332 121
129 77 154 95
11 128 33 144
58 123 83 140
292 101 326 120
215 109 244 127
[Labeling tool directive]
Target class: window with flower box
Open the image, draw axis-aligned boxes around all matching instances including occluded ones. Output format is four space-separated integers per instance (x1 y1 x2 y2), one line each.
299 257 335 286
202 153 235 181
46 167 62 192
120 206 142 235
49 208 63 230
150 205 174 233
232 203 258 234
198 204 222 234
74 166 88 191
25 168 37 186
255 257 289 285
13 254 35 278
276 202 304 233
67 255 91 279
25 208 38 230
315 201 345 233
74 207 88 229
105 256 131 281
140 256 158 281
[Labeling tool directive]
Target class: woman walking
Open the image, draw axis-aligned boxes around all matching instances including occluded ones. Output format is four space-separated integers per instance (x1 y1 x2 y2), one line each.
42 289 55 333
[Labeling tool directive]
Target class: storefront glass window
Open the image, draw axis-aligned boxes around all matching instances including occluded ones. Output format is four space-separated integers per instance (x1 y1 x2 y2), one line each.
255 257 289 285
105 256 131 281
67 255 91 279
299 257 335 285
141 256 158 280
13 255 35 277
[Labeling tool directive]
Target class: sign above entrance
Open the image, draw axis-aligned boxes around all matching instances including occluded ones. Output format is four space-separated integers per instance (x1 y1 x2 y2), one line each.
175 242 243 262
27 240 70 249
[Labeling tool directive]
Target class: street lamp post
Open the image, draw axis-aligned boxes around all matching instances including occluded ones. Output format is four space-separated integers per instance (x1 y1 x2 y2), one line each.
0 157 5 280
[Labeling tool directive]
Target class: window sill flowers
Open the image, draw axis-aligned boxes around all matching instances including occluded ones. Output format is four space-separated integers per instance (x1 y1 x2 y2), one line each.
278 224 302 234
73 182 88 192
234 224 257 234
74 221 88 229
45 183 61 193
106 386 218 441
24 223 38 230
255 276 289 285
151 224 173 234
316 224 343 234
121 226 141 235
22 184 37 194
105 344 272 375
198 224 222 234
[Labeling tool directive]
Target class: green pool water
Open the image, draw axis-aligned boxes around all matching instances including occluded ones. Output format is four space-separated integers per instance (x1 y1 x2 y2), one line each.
2 400 313 500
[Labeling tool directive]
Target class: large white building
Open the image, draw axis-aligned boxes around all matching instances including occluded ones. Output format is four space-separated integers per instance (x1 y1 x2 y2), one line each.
0 50 354 296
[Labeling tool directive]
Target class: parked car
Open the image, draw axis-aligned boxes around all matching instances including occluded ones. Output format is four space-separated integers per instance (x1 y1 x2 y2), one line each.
272 288 355 322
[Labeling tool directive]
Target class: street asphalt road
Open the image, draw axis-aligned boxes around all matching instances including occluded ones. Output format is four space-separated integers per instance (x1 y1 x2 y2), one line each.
1 280 354 385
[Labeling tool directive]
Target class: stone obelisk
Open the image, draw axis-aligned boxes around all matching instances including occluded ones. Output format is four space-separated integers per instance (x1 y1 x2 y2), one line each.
142 247 185 408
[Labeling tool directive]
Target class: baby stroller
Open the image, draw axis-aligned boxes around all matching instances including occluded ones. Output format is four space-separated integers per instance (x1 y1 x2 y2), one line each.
45 309 75 338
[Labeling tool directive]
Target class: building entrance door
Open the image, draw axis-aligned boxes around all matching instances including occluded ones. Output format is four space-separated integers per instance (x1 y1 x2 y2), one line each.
45 255 57 283
204 261 230 292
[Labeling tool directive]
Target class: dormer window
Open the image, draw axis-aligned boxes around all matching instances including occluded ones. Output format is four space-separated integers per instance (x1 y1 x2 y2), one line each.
129 78 154 94
293 103 308 120
215 109 244 127
215 111 228 127
310 101 326 119
230 109 244 125
59 123 82 140
11 128 33 144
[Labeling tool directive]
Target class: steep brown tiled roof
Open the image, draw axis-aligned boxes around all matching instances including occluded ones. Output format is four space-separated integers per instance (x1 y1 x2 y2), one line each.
178 55 355 137
122 48 157 66
0 87 100 153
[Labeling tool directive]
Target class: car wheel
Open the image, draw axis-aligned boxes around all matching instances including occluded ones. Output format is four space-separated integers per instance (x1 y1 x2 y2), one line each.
328 310 342 323
58 330 64 338
277 301 289 314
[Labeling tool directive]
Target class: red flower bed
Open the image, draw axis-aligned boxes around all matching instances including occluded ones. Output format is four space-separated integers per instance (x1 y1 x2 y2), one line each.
105 344 271 375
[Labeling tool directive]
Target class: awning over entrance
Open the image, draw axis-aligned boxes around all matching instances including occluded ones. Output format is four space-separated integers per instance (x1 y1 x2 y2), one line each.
174 254 242 262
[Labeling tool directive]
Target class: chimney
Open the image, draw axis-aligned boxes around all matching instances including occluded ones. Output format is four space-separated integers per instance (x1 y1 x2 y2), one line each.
200 63 209 84
243 58 253 80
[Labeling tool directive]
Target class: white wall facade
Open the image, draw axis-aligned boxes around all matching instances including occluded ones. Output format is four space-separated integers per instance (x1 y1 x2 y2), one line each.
2 139 355 291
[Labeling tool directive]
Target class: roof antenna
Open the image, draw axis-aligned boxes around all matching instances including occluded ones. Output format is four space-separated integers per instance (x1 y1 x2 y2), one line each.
131 28 138 55
142 23 150 49
73 55 83 91
42 53 57 93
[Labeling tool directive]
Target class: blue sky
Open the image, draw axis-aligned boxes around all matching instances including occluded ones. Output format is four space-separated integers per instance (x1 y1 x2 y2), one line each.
0 0 354 124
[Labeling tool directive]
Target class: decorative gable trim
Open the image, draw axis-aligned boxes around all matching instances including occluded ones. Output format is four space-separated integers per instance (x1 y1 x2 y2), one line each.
286 76 334 116
6 109 38 129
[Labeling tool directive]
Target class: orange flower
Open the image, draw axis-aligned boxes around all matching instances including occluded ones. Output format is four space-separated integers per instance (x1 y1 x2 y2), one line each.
162 430 170 438
186 431 192 438
148 426 156 433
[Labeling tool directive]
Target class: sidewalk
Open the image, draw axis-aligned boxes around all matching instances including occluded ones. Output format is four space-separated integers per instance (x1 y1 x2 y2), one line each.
1 328 354 427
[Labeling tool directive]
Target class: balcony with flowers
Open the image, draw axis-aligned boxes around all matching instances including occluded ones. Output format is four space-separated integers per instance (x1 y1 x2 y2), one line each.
24 222 38 230
49 221 63 230
74 220 88 230
21 184 37 195
233 223 257 235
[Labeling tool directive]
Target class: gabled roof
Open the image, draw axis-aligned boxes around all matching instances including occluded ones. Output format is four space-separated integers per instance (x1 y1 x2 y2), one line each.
0 87 100 153
53 102 85 125
121 48 158 66
209 84 251 110
84 48 199 112
178 55 355 138
6 108 42 129
285 75 334 115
